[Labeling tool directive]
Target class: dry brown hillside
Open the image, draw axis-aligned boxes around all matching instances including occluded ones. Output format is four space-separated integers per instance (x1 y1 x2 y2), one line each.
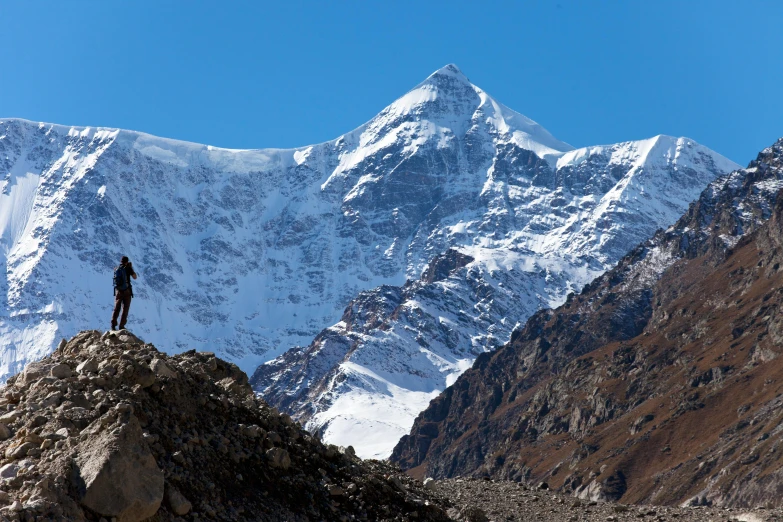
392 139 783 508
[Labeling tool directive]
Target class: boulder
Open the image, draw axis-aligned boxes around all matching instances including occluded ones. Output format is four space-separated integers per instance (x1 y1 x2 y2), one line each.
6 442 36 460
0 411 20 424
150 359 176 379
50 363 73 379
134 365 156 388
218 376 251 395
117 332 142 344
339 445 356 458
72 411 163 522
388 475 406 493
266 448 291 469
457 505 488 522
0 463 19 479
164 484 192 516
41 391 63 408
0 423 10 440
76 359 98 375
240 424 262 438
18 361 55 386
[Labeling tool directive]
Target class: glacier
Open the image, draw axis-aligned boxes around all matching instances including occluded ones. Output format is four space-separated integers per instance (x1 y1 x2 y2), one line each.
0 65 739 458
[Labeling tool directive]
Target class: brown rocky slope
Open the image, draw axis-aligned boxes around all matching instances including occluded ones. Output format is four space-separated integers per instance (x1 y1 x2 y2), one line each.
0 330 450 521
391 139 783 508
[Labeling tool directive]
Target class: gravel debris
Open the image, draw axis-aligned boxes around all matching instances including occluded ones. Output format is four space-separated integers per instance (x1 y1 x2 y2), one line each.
434 478 783 522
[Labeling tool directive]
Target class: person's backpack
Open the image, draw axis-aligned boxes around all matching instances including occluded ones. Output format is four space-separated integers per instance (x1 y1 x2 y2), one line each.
113 265 130 293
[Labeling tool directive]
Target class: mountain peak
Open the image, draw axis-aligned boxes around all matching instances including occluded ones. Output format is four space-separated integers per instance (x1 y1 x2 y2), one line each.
427 63 470 83
417 64 475 93
366 64 574 159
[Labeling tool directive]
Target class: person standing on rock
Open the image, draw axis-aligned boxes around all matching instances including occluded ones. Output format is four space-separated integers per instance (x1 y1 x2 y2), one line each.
111 256 138 331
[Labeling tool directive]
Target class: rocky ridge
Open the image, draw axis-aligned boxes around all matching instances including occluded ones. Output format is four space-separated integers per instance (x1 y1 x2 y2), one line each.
391 139 783 507
0 330 449 521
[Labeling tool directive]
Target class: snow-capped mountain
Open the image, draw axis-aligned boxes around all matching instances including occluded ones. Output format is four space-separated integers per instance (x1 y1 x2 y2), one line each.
247 66 740 458
1 65 737 458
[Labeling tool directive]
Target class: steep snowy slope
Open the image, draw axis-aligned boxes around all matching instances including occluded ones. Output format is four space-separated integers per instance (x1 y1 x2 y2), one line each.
247 69 739 458
0 67 737 457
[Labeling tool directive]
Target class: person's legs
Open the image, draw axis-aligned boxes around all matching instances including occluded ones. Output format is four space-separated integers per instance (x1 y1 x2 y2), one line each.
119 292 132 329
111 293 123 329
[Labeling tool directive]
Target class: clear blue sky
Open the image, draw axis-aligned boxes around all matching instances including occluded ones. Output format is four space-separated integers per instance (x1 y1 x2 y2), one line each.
1 1 781 165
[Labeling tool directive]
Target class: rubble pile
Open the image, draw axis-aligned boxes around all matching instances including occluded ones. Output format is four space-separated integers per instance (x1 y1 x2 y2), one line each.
0 330 450 521
438 478 783 522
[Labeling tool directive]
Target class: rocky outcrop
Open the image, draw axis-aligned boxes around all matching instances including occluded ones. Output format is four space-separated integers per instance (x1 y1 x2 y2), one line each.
0 330 450 521
420 249 475 284
251 249 484 455
391 139 783 508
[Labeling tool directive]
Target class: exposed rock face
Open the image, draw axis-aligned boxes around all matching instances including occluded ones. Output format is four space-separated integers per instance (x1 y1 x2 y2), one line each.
0 330 450 521
72 407 163 521
391 139 783 508
420 249 475 284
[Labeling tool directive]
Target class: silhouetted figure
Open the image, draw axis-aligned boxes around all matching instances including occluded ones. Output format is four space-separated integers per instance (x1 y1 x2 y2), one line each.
111 256 138 330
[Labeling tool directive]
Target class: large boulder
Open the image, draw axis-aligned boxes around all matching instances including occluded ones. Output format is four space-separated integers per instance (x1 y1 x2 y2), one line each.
164 484 192 516
17 360 56 386
75 358 98 375
150 358 176 379
72 406 163 522
266 447 291 469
